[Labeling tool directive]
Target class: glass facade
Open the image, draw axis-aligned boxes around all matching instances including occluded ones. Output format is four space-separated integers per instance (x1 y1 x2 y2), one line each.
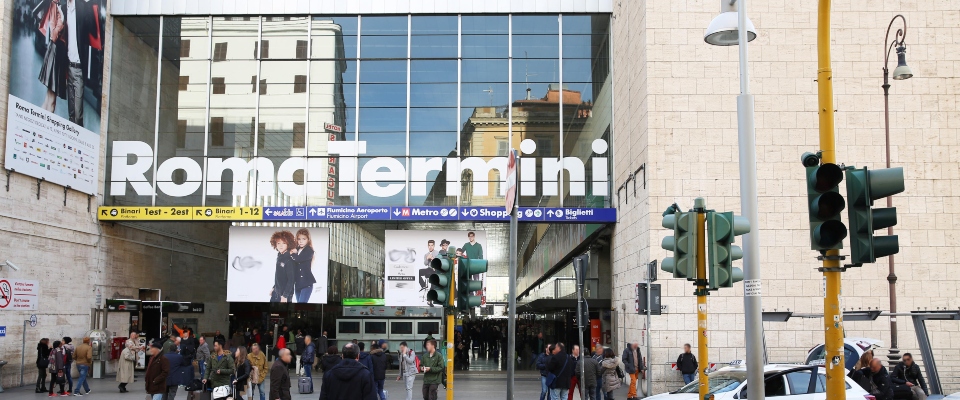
106 14 611 209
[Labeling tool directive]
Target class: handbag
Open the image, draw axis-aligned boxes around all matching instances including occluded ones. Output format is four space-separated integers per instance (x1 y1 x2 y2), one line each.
37 359 50 369
55 369 66 385
615 365 625 380
546 356 569 389
212 385 231 398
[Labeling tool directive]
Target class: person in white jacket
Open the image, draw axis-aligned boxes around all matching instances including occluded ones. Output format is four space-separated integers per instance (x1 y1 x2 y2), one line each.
397 341 418 400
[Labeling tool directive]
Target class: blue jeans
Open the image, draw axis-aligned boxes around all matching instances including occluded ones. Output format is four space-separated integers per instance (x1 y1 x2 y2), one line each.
540 376 549 400
65 362 73 391
74 365 90 394
251 381 265 400
376 379 386 400
303 364 312 378
683 373 696 384
595 378 603 400
297 285 313 303
550 388 569 400
199 360 206 380
151 395 164 400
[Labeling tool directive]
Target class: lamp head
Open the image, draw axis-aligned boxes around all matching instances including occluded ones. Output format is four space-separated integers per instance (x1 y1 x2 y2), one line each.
892 46 913 80
704 2 757 46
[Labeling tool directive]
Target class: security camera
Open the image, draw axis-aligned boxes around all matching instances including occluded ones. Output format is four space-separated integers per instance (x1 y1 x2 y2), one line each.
3 260 20 271
801 152 821 167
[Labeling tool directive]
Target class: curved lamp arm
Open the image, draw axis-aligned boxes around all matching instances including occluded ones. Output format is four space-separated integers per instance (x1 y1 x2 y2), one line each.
883 14 907 70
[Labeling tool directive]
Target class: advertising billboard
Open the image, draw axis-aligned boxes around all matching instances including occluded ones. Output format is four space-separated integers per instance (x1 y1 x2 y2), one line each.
5 0 106 195
227 226 330 304
384 230 487 307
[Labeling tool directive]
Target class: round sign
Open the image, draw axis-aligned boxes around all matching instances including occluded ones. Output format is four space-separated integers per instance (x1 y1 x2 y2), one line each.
29 314 38 327
0 280 12 309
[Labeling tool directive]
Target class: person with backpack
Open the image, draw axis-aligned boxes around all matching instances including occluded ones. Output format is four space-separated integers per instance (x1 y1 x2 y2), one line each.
397 342 418 400
61 337 75 394
547 343 574 400
47 340 68 396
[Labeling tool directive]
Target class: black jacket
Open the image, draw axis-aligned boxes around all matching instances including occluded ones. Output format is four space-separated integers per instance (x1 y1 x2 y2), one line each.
292 246 318 291
318 359 379 400
546 351 574 389
892 362 928 395
273 252 296 301
235 359 251 386
369 349 388 380
677 352 698 375
857 368 893 400
164 353 193 387
269 359 291 400
321 354 342 372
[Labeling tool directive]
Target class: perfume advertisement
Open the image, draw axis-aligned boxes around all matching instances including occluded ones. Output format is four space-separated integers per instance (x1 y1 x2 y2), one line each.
383 230 486 307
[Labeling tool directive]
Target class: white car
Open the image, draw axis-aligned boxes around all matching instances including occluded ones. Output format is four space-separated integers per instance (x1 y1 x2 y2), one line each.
805 337 884 370
647 364 871 400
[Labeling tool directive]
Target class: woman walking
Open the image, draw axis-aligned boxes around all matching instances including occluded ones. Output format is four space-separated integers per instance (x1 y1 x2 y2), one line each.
47 340 68 396
233 346 251 400
117 332 138 393
36 338 51 393
600 348 622 400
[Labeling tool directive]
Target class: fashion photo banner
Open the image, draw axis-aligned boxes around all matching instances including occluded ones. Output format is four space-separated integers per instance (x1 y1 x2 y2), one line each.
227 226 330 304
384 230 487 307
5 0 106 195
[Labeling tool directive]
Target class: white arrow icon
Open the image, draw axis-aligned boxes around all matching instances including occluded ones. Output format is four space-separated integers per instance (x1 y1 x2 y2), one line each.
393 209 401 216
265 209 273 216
309 208 316 216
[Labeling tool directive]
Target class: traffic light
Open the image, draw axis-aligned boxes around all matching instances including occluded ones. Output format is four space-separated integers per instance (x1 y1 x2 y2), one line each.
427 250 455 305
707 211 749 289
845 167 905 264
661 211 697 280
457 257 488 312
806 162 847 251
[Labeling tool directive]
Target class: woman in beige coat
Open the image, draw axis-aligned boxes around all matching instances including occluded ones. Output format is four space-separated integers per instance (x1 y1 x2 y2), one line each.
601 348 622 400
116 331 138 392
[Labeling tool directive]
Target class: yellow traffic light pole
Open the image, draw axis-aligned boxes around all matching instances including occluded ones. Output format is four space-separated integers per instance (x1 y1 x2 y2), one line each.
694 198 709 400
446 256 456 400
817 1 845 398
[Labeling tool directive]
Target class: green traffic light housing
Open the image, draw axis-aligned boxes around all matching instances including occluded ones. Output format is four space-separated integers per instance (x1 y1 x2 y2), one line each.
707 211 750 289
427 249 455 305
458 258 488 312
845 167 905 265
661 211 697 280
805 162 847 251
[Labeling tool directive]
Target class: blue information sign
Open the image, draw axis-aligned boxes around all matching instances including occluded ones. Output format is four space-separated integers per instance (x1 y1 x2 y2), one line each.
306 206 392 221
389 206 460 221
0 326 5 337
251 206 614 223
543 207 618 223
262 207 305 220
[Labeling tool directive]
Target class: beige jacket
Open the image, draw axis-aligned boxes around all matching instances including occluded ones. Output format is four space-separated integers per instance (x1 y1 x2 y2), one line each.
247 351 268 384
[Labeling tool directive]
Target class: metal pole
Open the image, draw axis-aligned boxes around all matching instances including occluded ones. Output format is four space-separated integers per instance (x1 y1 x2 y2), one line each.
446 257 457 400
735 0 766 398
576 257 585 400
646 275 652 397
882 68 900 365
694 198 709 400
816 2 846 399
506 190 518 400
20 319 27 387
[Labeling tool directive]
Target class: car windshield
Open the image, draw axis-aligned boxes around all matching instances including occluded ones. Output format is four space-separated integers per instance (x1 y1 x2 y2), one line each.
676 371 746 395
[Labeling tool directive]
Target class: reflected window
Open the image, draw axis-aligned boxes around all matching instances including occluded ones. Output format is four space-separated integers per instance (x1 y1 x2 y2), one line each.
293 122 306 148
178 76 189 91
255 40 270 59
296 40 308 59
214 42 227 61
259 79 267 95
210 117 224 146
294 75 307 93
176 120 187 148
180 40 191 58
212 77 225 94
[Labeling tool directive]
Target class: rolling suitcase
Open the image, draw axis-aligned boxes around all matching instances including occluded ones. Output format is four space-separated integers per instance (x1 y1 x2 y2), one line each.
299 376 314 394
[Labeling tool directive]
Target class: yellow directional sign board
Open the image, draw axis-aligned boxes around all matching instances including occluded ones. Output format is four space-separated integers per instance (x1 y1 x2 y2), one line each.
98 207 193 221
97 206 262 221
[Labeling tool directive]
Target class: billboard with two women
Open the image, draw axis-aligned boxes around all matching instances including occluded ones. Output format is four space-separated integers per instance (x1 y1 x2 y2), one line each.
227 226 330 304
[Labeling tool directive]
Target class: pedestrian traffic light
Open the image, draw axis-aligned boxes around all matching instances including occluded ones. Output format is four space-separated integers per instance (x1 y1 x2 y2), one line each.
661 211 697 280
805 162 847 251
427 250 455 305
845 166 905 265
707 211 749 289
457 258 488 312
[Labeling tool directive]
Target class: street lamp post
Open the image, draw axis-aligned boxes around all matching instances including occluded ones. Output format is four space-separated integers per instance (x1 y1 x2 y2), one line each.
881 14 913 366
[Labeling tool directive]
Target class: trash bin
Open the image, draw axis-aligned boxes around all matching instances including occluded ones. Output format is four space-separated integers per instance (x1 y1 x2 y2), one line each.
0 360 8 393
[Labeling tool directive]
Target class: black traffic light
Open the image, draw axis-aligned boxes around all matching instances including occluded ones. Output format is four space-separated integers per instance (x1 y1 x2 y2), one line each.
661 211 697 280
806 162 847 251
845 167 905 264
457 258 488 312
427 250 455 305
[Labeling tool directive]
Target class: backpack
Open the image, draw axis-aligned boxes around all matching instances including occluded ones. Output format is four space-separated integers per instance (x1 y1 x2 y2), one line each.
415 356 421 373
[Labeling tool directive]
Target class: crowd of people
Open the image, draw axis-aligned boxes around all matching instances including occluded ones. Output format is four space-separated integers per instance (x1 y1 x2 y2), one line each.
848 350 929 400
535 342 642 400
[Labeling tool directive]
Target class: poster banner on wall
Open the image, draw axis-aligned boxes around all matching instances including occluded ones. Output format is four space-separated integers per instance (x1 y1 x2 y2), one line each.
384 230 487 307
227 226 330 304
5 0 107 195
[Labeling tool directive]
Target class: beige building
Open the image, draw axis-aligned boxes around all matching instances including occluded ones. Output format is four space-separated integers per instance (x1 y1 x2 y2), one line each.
611 0 960 393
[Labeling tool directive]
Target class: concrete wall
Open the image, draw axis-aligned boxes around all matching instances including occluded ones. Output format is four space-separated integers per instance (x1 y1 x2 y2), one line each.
612 0 960 394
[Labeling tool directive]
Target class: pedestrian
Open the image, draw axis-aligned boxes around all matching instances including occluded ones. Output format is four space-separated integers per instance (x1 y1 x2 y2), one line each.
422 332 435 352
370 340 389 400
117 331 139 393
180 328 197 368
294 330 305 370
547 343 574 400
269 349 292 400
36 338 51 393
196 336 211 379
321 346 342 373
892 353 928 400
579 345 602 400
537 345 552 400
318 343 379 400
61 337 75 394
302 335 317 379
164 344 192 400
397 341 417 400
315 331 330 372
233 346 251 400
421 339 444 400
621 342 642 400
676 344 698 385
72 337 93 396
145 341 170 400
214 330 226 345
48 340 68 396
358 342 374 372
202 339 235 400
601 348 622 400
567 345 584 400
247 343 269 400
593 345 605 400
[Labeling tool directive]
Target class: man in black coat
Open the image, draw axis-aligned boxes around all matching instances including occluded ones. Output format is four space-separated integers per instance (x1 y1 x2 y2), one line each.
319 343 379 400
891 353 928 400
370 340 389 400
864 359 895 400
269 349 292 400
547 343 574 400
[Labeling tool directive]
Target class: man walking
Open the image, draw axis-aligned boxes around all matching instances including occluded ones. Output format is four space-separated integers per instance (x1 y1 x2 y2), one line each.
202 339 234 395
247 343 268 400
677 344 698 385
567 345 582 400
315 331 329 372
622 342 643 400
892 353 928 400
579 346 601 400
397 342 418 400
72 337 92 396
593 346 604 400
421 340 445 400
370 340 389 400
269 349 292 400
196 336 210 379
145 342 170 400
537 345 552 400
318 343 379 400
547 343 573 400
